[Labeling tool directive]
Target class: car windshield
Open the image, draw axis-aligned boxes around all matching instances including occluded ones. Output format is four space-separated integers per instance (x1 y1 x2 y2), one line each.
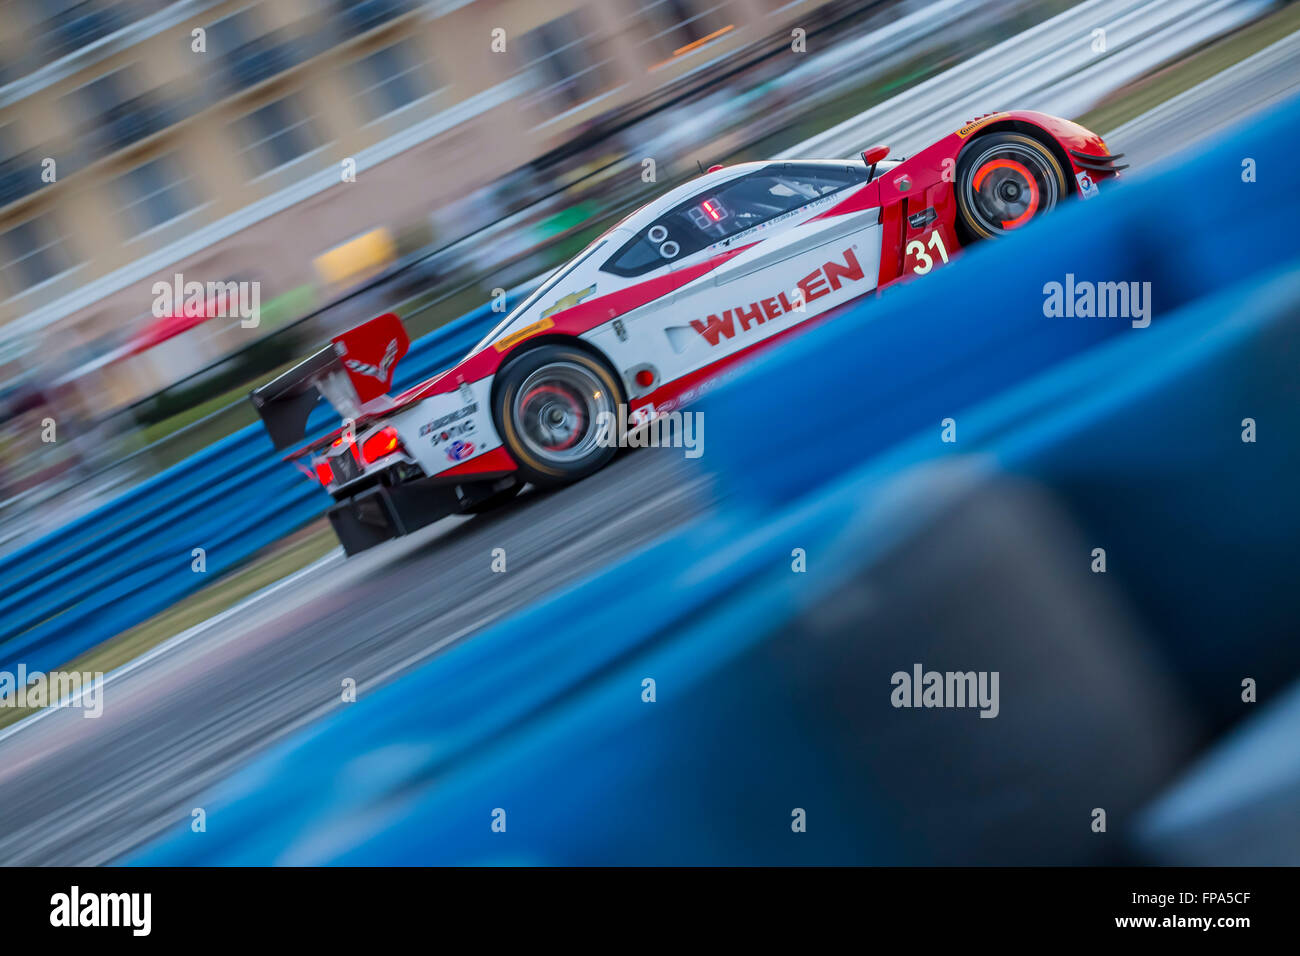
602 162 867 277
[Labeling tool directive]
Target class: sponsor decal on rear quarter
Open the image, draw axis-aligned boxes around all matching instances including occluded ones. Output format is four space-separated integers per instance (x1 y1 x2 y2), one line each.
446 440 476 462
419 403 477 436
431 420 475 446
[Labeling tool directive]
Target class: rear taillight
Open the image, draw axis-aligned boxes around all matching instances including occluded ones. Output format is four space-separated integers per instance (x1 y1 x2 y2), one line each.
314 461 334 486
361 426 400 464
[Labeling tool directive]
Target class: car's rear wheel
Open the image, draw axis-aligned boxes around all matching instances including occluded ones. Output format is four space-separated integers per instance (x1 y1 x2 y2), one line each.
955 132 1067 240
492 344 622 488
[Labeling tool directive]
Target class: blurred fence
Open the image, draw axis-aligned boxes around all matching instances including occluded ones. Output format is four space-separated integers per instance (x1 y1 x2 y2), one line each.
0 292 533 676
131 92 1300 865
790 0 1273 157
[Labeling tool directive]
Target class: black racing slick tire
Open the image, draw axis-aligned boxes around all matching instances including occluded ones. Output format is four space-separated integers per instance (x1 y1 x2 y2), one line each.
955 132 1068 240
492 344 623 489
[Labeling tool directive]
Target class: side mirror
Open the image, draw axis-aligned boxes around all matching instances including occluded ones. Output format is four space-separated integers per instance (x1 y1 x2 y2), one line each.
862 145 890 178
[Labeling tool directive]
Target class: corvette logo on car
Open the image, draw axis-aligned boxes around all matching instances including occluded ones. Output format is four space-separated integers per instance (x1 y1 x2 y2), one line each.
343 339 400 381
690 248 866 346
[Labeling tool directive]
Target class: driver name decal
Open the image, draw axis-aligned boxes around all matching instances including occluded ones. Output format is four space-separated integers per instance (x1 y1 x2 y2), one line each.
690 247 865 346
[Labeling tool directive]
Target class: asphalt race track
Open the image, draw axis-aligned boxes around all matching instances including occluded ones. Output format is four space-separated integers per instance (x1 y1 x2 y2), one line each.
0 49 1295 865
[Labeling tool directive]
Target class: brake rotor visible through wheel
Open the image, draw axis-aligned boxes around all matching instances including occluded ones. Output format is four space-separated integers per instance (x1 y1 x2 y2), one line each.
956 132 1067 240
493 344 622 488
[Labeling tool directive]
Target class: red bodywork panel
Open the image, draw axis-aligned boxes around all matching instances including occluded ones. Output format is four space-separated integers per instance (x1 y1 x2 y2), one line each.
332 311 409 404
838 110 1118 290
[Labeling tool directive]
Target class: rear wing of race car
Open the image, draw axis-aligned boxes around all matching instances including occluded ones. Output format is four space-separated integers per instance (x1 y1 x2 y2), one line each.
249 311 409 451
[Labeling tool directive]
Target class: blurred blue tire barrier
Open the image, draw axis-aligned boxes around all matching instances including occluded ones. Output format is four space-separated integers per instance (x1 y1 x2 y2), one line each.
0 292 533 676
131 94 1300 864
1134 675 1300 865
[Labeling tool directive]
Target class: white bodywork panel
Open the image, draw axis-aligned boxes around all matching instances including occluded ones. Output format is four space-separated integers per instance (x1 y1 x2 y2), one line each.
386 377 503 477
584 217 883 401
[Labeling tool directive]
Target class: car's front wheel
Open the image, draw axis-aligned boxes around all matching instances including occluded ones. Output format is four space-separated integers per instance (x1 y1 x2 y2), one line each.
492 343 622 488
955 132 1067 240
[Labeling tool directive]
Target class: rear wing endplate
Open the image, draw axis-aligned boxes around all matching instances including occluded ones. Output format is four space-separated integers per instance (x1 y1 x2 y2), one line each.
250 346 351 451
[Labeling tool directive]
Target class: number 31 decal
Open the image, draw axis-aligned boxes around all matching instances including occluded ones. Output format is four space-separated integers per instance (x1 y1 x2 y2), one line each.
905 231 950 275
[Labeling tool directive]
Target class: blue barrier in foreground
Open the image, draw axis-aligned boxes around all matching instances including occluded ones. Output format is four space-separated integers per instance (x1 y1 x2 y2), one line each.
0 293 529 676
131 95 1300 865
1135 676 1300 865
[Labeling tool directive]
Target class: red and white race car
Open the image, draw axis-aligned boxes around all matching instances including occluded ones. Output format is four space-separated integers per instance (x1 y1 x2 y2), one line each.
252 110 1124 554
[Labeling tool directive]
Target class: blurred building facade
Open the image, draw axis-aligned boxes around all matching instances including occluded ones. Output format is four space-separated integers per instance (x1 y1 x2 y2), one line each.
0 0 845 404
